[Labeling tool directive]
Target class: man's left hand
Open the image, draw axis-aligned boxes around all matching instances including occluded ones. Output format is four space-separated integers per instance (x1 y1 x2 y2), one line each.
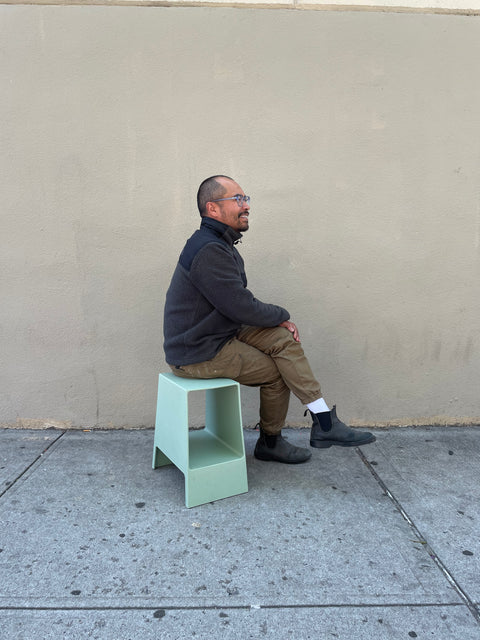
279 320 300 342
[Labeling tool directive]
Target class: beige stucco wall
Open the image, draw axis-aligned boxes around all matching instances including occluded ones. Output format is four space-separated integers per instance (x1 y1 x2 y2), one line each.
3 0 479 12
1 4 479 429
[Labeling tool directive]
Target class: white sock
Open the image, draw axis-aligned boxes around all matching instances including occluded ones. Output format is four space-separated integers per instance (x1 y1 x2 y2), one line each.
306 398 330 414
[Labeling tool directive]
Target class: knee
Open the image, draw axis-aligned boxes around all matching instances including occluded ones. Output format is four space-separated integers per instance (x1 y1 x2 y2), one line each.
271 326 296 343
271 326 303 350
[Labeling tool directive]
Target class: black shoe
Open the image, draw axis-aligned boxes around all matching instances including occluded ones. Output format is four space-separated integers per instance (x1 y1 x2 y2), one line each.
254 430 312 464
309 406 376 449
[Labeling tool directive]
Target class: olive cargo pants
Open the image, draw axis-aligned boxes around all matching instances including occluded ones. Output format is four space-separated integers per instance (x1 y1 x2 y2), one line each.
170 326 322 435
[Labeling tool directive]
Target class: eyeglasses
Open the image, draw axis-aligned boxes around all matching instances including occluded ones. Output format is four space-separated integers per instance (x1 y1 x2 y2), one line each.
211 194 250 207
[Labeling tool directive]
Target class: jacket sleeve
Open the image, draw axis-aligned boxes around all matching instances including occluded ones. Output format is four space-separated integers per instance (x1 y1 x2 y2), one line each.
190 242 290 327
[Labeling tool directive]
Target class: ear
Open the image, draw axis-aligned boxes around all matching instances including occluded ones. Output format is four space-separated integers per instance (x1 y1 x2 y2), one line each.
205 201 220 219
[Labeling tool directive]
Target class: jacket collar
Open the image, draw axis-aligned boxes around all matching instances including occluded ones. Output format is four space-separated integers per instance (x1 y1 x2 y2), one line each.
200 216 243 246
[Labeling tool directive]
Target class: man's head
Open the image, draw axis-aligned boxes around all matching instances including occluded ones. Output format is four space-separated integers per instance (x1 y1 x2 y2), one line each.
197 175 250 233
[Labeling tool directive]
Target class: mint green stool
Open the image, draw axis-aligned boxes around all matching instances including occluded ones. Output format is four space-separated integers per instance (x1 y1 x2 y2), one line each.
152 372 248 508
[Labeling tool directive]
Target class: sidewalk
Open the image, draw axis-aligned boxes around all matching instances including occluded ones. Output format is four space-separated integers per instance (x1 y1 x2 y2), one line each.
1 425 479 639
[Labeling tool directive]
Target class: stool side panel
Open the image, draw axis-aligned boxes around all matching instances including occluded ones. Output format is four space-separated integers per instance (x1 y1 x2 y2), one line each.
154 375 189 472
205 385 245 457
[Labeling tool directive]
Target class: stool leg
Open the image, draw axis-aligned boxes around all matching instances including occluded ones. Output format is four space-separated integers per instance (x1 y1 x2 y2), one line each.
152 446 172 469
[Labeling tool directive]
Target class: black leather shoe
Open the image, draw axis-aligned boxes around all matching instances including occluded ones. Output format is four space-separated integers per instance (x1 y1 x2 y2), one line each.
254 431 312 464
309 406 376 448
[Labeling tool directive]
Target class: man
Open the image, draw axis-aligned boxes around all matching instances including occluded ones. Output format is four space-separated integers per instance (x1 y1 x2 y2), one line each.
163 175 375 464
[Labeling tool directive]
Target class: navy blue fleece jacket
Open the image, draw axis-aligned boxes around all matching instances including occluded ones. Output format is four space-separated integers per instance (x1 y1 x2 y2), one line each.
163 217 290 366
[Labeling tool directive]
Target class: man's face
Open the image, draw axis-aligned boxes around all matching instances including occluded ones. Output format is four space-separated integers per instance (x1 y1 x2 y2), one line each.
209 179 250 233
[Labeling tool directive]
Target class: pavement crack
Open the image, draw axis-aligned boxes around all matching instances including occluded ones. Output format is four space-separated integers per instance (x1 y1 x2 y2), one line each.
356 447 480 626
0 431 66 500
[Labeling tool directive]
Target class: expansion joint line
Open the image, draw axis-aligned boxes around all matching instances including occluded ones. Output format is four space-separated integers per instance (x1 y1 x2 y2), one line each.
356 447 480 625
0 602 471 613
0 431 66 500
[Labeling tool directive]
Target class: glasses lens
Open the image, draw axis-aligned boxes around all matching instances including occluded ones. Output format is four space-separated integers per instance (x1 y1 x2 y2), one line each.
235 195 250 206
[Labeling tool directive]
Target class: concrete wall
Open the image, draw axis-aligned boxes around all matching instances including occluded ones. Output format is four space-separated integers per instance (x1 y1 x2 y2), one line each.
1 4 479 429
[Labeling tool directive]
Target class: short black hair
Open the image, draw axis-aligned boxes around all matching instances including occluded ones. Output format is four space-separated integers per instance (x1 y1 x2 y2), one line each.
197 175 234 217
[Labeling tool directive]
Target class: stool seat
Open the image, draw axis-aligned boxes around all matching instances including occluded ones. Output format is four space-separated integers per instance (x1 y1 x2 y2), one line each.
152 372 248 507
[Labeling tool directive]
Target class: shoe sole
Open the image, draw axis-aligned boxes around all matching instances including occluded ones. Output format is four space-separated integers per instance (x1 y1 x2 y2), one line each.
310 435 376 449
254 452 312 464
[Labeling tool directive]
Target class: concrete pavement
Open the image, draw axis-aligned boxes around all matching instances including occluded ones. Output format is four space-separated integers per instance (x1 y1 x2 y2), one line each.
1 426 480 639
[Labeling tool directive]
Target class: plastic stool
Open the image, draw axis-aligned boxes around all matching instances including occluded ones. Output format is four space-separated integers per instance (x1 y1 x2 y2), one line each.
152 372 248 508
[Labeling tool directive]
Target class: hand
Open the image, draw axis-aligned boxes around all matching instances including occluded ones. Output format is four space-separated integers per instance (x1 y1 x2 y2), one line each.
279 320 300 342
